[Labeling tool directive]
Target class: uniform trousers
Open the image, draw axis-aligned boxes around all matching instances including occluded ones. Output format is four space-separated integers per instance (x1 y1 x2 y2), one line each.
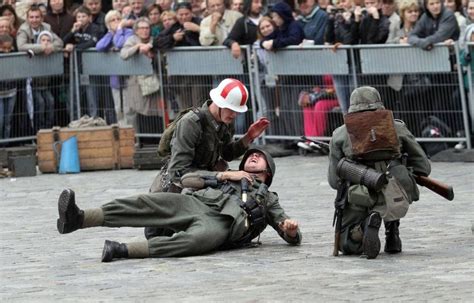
100 192 234 257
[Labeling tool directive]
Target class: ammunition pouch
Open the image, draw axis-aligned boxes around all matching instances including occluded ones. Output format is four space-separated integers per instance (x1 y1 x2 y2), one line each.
336 158 387 192
241 199 266 228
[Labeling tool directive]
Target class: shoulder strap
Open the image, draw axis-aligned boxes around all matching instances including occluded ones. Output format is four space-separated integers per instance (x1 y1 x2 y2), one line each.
192 108 208 130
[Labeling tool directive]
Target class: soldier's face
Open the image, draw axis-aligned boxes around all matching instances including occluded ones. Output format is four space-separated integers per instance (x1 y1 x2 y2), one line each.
220 108 238 124
244 152 268 173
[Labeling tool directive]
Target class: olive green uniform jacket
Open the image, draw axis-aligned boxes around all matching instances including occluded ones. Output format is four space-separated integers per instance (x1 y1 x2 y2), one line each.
327 119 431 254
151 101 249 192
102 177 301 257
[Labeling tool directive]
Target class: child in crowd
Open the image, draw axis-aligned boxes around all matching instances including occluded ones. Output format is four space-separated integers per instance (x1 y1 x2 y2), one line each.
0 34 17 140
63 6 101 118
32 30 56 131
254 16 278 134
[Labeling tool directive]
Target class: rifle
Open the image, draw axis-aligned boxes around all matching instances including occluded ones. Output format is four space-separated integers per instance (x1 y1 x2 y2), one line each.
414 175 454 201
333 181 349 256
301 136 330 155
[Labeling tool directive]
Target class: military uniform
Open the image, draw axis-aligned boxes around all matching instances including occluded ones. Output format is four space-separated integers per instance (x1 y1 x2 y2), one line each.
328 86 431 257
100 179 300 257
150 100 248 192
57 148 301 261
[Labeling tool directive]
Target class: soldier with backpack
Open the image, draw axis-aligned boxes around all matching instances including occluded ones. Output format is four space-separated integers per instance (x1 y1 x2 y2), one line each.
328 86 431 259
150 78 269 195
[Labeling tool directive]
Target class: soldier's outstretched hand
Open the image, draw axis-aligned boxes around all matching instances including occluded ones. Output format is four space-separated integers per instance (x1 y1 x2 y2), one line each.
246 117 270 141
279 219 299 238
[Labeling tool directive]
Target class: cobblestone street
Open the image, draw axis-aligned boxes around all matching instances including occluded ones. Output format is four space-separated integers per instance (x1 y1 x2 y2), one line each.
1 155 473 302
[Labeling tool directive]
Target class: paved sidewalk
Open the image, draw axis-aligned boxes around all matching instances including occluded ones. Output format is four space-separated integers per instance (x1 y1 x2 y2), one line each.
1 155 473 302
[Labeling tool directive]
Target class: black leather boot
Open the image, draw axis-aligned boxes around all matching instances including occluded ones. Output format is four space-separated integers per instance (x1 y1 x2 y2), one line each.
57 189 84 234
384 220 402 253
362 212 382 259
101 240 129 262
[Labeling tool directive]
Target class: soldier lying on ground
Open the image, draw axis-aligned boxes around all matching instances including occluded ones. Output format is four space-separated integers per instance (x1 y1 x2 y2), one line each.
56 147 301 262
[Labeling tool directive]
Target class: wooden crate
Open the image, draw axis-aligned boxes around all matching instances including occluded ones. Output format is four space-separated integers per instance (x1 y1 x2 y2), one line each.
37 125 135 173
133 145 165 170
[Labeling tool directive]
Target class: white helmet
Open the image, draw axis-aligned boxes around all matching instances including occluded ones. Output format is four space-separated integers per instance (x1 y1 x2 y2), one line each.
209 78 249 113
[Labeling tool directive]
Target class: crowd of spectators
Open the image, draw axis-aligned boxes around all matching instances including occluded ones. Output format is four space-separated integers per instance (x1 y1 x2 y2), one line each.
0 0 472 145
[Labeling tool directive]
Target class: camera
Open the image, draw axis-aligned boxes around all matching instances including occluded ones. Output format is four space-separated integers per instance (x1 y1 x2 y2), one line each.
328 7 346 15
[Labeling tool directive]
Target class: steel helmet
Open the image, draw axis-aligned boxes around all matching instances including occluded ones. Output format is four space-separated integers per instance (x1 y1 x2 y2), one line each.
239 147 276 186
209 78 249 113
348 86 385 113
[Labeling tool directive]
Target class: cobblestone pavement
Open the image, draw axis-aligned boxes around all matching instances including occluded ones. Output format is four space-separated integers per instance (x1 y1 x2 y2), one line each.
1 155 473 302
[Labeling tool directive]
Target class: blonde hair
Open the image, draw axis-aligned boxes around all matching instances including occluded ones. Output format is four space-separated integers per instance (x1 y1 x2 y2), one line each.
105 10 122 30
160 10 176 20
398 0 419 23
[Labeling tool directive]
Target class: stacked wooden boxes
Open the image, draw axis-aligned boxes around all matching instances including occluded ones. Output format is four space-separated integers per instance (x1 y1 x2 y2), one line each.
37 125 135 173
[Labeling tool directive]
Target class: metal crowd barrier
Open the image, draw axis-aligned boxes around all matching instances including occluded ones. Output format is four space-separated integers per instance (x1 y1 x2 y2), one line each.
466 42 474 137
0 51 66 144
254 44 471 149
157 46 255 136
1 44 472 150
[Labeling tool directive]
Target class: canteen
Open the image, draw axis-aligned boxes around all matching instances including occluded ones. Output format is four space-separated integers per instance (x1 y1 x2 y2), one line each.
53 136 80 174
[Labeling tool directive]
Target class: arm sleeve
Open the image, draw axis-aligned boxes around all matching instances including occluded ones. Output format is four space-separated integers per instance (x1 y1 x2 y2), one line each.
313 13 329 45
120 36 139 59
325 17 336 44
408 16 432 49
95 32 113 51
153 26 176 50
51 32 64 51
266 193 302 245
425 13 460 44
75 26 100 50
398 123 431 176
16 30 43 53
167 116 203 180
327 127 346 189
272 23 305 49
223 18 244 48
366 16 389 44
220 126 248 161
199 17 216 46
113 28 133 49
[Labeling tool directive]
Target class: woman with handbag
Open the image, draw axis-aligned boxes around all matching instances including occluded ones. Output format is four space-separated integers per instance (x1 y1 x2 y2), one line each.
120 17 163 130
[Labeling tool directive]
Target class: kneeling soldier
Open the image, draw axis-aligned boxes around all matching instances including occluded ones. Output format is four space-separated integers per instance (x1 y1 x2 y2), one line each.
57 148 301 262
328 86 431 259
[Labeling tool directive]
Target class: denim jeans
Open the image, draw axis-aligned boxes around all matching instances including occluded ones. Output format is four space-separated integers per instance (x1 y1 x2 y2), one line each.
0 94 17 139
33 88 55 131
332 75 353 114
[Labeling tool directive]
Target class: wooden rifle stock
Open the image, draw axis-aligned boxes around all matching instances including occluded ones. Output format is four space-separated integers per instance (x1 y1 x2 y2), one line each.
414 175 454 201
333 231 340 256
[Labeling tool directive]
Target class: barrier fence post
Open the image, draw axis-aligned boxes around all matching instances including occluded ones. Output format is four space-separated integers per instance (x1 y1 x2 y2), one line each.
454 43 472 149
